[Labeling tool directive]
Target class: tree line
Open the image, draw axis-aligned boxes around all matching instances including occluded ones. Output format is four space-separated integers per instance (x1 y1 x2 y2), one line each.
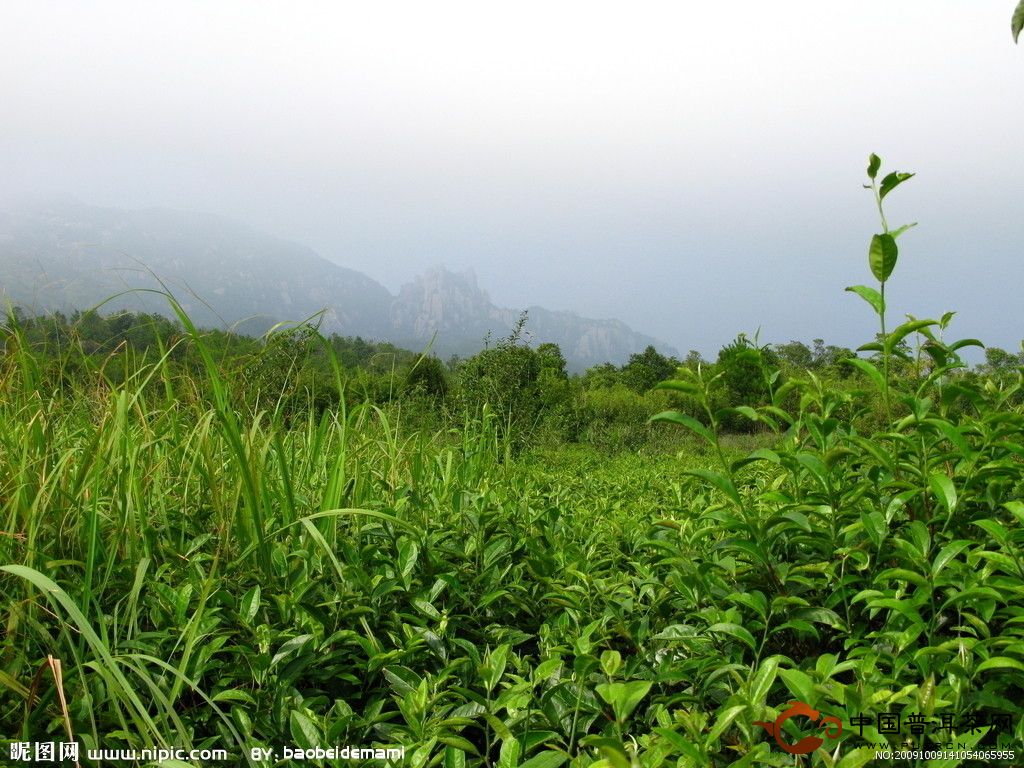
3 306 1021 452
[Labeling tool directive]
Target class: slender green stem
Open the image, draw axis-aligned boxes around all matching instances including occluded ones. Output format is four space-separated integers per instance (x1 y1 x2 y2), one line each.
880 280 890 419
873 177 892 419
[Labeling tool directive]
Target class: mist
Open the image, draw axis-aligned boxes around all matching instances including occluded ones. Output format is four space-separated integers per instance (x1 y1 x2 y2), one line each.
2 0 1022 357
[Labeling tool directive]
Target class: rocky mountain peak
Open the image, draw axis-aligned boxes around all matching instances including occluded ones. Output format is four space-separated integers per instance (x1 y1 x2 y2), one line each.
1 201 676 370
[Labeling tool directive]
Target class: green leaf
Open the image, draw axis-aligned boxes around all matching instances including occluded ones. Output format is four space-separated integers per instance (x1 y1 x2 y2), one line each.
928 472 957 514
1004 500 1024 525
877 568 929 588
867 153 881 180
923 418 972 460
750 657 779 706
973 518 1009 546
907 520 932 557
845 285 885 316
747 448 781 464
781 510 812 532
412 598 441 619
289 710 320 750
975 656 1024 674
653 728 704 761
869 233 898 282
778 667 815 704
212 689 256 704
517 752 569 768
398 538 419 581
655 379 701 396
600 650 622 677
890 221 918 238
596 680 653 723
845 357 886 391
685 468 742 506
580 737 630 768
886 319 939 353
947 338 984 352
443 746 467 768
797 607 845 629
481 644 511 693
939 586 1002 611
707 622 756 650
534 657 562 680
650 410 715 445
706 704 747 743
729 590 768 619
931 540 969 580
497 737 520 768
722 539 771 569
271 634 313 667
879 171 915 201
795 452 829 490
1014 0 1024 43
484 712 514 741
240 585 260 624
438 736 480 756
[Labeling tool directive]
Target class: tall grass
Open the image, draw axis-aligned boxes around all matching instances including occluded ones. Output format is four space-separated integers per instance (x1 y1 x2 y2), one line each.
3 160 1024 767
0 309 513 761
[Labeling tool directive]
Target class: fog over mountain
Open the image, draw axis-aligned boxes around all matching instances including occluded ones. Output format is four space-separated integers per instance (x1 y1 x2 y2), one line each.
0 200 674 369
3 3 1022 362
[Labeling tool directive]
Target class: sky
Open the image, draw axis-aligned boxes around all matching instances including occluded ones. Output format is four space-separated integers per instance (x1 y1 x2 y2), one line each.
2 1 1022 357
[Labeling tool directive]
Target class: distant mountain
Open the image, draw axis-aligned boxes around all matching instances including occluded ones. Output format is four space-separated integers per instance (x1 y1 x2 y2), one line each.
0 200 676 369
0 200 393 337
390 268 673 369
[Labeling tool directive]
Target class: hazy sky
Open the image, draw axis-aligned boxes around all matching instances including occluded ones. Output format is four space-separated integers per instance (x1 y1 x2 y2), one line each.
2 1 1022 356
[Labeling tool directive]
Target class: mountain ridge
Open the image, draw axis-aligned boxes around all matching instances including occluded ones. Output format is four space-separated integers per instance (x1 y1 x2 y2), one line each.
0 200 677 369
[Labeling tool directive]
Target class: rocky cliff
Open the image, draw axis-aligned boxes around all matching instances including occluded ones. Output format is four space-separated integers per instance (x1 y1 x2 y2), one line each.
390 268 674 369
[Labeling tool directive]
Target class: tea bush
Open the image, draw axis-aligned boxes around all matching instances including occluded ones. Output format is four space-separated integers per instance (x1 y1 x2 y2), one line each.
1 157 1022 768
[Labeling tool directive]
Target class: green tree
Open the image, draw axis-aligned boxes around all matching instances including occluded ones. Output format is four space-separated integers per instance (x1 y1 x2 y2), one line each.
582 362 620 389
404 355 449 399
715 334 779 431
980 345 1024 378
683 350 707 370
773 340 813 371
620 345 677 392
537 342 568 380
457 312 544 450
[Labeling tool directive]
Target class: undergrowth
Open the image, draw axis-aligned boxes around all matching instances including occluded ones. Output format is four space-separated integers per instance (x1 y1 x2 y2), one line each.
1 157 1022 767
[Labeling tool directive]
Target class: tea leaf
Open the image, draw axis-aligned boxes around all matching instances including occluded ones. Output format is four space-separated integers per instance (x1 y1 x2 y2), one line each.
879 171 915 201
867 153 881 179
869 233 898 282
289 710 319 750
707 622 756 650
845 357 886 391
928 472 957 514
846 285 885 316
240 585 260 624
518 752 569 768
596 680 653 723
686 468 742 506
975 657 1024 674
779 667 815 703
650 410 715 445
